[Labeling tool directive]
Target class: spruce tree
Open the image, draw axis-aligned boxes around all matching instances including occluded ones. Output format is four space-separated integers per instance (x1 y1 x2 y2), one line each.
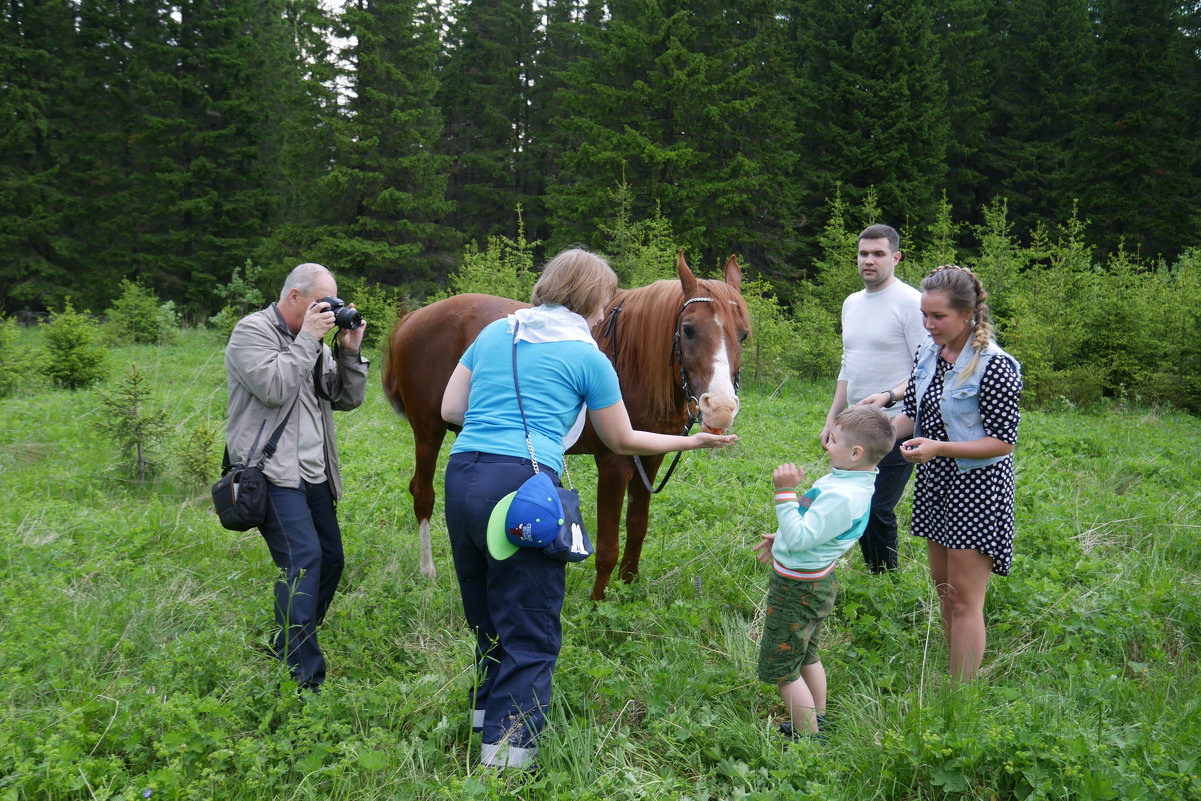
522 0 599 246
70 0 149 306
0 0 82 311
981 0 1092 241
789 0 949 243
256 0 339 265
1068 0 1200 260
934 0 994 229
94 363 169 484
437 0 540 246
549 0 803 275
70 0 299 315
306 0 457 290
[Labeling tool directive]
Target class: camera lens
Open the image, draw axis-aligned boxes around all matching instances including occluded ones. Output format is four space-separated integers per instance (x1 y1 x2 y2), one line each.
318 297 362 330
335 307 363 330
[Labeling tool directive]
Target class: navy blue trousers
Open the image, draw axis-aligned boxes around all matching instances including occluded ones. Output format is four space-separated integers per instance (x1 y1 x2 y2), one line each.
258 480 344 688
858 440 915 573
445 452 566 749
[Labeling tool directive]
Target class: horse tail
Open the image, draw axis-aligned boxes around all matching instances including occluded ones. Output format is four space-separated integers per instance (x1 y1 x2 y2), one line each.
382 308 413 419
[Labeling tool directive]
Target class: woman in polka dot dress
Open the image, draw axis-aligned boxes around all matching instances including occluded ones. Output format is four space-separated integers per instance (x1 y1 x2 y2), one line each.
889 265 1022 682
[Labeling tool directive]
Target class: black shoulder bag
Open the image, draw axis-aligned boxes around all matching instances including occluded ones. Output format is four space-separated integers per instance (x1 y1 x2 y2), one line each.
212 396 299 532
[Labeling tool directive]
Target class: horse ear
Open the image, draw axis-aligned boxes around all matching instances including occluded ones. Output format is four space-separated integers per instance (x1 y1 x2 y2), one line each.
723 255 742 291
677 250 700 298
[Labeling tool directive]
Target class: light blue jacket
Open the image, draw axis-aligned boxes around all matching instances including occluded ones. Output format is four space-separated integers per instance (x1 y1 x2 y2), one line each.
771 468 877 573
911 336 1021 473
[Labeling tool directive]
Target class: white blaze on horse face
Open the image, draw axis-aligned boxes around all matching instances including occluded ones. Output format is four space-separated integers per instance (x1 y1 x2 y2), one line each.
697 320 740 432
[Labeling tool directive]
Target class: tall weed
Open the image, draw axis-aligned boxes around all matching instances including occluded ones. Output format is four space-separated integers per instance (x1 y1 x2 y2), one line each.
599 181 679 287
334 277 405 350
0 316 36 397
208 260 267 338
440 217 539 302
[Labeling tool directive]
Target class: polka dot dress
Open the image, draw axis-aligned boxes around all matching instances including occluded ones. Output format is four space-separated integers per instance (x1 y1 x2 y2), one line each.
903 351 1022 576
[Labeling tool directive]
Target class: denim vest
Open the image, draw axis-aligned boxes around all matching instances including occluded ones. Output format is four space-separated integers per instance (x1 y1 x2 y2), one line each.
912 336 1021 473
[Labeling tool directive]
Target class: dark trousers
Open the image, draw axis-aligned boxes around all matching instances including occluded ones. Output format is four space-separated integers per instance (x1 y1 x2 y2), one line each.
859 440 915 573
258 480 344 688
445 452 566 749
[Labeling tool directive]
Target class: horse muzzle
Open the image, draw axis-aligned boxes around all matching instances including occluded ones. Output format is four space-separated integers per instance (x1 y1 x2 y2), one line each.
697 391 739 435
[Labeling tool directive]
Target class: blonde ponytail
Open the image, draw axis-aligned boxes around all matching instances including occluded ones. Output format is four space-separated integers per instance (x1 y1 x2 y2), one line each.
920 265 994 381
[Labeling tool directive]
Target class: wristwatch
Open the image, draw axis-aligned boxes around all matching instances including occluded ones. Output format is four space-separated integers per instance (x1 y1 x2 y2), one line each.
882 389 897 408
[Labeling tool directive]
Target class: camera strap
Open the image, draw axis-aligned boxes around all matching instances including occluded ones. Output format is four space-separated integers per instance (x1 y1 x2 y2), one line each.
311 346 347 404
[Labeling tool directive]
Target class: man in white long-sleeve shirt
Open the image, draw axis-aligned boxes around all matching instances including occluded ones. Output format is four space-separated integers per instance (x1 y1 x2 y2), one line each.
820 225 926 573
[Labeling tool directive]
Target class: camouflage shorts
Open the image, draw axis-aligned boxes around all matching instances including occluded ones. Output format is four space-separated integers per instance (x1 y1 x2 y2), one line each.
756 570 838 685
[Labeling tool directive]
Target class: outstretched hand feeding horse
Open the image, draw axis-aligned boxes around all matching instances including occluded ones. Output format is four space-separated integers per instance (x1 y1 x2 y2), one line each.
382 252 750 600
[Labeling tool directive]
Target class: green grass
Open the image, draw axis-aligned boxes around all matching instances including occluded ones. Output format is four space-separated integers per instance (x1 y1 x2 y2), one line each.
0 329 1199 800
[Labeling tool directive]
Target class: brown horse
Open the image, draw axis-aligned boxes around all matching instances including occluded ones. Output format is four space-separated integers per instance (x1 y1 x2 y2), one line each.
383 252 750 599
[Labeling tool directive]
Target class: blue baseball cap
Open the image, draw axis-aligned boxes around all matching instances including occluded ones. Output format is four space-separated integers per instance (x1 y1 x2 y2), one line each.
486 472 565 560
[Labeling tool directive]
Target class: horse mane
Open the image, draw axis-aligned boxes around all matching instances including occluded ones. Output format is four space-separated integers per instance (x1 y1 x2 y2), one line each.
604 276 746 423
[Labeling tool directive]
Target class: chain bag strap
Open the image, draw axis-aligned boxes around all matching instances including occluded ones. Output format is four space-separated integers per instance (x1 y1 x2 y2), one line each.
510 322 593 561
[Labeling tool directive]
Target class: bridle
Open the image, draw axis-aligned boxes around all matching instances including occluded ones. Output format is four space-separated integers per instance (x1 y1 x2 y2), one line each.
671 295 742 421
602 294 738 494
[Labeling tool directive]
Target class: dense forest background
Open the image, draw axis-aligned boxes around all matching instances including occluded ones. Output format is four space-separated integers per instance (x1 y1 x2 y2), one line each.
4 0 1201 318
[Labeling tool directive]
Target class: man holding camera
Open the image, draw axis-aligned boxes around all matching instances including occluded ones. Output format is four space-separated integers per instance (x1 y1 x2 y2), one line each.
225 262 368 691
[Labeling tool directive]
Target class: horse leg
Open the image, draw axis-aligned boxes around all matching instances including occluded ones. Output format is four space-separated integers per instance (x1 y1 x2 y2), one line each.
590 452 633 601
618 454 662 584
410 431 446 580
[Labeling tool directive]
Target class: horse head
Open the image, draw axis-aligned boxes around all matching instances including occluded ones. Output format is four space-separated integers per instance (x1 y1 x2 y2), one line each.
675 252 750 435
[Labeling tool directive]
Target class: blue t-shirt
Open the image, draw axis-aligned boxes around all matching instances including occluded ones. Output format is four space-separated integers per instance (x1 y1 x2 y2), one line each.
450 319 622 473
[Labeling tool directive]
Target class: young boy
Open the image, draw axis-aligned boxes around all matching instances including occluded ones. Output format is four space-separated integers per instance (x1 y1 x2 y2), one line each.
754 405 895 739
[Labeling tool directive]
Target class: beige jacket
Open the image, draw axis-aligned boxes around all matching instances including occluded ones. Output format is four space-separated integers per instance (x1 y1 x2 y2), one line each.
224 304 368 498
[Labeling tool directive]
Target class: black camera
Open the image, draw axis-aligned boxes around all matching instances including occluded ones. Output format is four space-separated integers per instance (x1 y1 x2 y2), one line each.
318 297 363 330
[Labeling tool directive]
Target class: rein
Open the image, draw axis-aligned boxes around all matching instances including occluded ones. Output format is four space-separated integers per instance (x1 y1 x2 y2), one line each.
603 294 721 495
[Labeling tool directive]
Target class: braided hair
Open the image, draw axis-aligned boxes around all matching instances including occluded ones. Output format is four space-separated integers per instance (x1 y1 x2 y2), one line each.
920 265 994 381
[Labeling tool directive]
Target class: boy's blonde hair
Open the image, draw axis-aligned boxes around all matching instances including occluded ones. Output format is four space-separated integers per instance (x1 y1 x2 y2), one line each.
834 406 895 466
531 247 618 318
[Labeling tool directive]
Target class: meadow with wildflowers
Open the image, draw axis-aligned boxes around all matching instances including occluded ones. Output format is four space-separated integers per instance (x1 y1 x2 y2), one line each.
0 328 1199 800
